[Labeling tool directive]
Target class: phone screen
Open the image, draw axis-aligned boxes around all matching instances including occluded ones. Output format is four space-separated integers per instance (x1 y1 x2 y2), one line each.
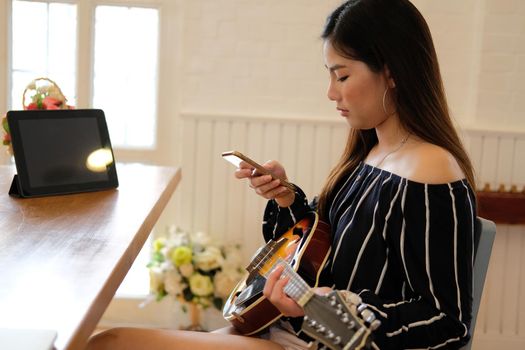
222 154 244 168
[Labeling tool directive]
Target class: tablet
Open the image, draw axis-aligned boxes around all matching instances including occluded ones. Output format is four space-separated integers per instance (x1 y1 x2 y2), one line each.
7 109 118 197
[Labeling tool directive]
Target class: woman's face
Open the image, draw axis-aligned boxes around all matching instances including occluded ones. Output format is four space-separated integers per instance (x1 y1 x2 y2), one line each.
323 41 391 130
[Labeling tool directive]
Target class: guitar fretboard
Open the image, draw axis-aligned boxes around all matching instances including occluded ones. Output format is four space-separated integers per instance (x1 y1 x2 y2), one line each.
278 258 314 307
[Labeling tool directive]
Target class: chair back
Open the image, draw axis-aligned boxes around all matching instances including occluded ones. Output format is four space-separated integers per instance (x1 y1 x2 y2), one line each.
460 217 496 350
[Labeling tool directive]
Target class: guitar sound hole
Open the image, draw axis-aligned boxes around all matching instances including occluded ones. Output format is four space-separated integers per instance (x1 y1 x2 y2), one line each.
293 227 304 238
234 275 266 307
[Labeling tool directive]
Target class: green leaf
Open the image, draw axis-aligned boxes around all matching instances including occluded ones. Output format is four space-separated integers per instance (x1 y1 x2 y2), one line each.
155 289 167 302
182 287 193 302
151 251 165 264
2 117 9 133
212 297 223 311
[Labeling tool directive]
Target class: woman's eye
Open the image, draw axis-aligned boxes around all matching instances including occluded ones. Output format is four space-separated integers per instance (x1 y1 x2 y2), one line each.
337 76 348 82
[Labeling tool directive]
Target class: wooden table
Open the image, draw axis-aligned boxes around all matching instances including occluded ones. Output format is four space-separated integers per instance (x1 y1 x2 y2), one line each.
0 163 181 350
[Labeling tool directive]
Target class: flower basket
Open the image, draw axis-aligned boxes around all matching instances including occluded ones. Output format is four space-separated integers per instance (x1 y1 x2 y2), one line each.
22 77 71 110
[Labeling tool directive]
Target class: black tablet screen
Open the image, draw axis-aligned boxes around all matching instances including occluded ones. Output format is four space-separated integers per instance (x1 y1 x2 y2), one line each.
7 109 118 197
18 117 109 188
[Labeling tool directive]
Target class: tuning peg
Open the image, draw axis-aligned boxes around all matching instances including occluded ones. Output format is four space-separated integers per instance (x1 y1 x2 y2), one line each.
333 335 342 345
357 304 367 313
360 309 376 324
316 325 327 333
304 316 316 328
326 330 335 339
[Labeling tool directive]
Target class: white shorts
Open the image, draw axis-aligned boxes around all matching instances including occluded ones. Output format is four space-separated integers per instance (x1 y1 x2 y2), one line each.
261 325 316 350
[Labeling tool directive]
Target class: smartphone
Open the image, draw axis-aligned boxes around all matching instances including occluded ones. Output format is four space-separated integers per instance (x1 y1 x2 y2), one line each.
221 150 294 190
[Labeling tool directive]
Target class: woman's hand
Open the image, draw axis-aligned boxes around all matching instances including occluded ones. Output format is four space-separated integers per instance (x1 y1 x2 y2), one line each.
263 265 305 317
263 266 335 318
234 160 295 207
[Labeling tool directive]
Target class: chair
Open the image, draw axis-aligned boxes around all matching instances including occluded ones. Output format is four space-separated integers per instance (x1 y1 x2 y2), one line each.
460 217 497 350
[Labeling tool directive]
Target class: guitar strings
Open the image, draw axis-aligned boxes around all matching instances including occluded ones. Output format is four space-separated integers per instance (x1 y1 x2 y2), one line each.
255 240 290 276
278 259 313 305
250 239 284 273
247 242 275 272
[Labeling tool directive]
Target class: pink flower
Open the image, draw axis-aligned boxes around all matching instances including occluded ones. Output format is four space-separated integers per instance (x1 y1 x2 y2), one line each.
42 97 62 109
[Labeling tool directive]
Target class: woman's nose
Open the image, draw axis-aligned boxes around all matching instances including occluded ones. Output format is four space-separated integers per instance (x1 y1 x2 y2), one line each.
326 80 339 101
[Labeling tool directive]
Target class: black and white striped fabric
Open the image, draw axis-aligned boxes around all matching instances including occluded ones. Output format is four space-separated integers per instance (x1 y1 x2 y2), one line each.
262 162 476 350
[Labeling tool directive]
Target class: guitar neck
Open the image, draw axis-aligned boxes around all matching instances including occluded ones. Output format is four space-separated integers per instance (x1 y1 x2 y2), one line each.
278 259 315 307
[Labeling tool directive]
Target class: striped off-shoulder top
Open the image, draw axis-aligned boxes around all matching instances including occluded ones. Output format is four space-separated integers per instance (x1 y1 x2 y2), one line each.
262 162 476 349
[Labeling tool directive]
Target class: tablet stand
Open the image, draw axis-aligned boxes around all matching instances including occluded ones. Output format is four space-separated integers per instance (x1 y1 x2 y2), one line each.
8 174 26 198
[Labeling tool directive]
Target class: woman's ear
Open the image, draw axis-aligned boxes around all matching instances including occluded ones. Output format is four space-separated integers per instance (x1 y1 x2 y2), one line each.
383 65 396 88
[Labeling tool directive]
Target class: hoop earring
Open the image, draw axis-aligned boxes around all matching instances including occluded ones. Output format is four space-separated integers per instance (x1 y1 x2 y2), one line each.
383 86 396 115
382 87 391 115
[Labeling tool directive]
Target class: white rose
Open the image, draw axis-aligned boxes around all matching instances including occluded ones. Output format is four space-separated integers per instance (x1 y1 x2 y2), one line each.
222 246 244 271
213 270 242 299
164 268 184 296
189 273 214 296
194 246 224 271
159 260 172 271
179 263 194 278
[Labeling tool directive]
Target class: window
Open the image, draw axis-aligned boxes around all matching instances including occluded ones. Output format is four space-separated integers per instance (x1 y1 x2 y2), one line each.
93 6 159 149
11 1 77 109
9 0 160 149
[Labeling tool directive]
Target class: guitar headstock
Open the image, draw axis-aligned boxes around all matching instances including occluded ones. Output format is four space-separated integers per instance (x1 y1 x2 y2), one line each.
302 290 380 350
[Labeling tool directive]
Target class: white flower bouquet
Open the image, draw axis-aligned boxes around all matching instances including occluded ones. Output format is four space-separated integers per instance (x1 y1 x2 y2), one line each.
147 226 244 311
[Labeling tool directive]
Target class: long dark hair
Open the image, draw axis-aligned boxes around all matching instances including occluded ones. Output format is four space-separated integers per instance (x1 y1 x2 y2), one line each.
317 0 475 218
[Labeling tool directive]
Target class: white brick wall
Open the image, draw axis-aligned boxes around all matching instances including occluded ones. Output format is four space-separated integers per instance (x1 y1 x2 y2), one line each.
180 0 525 131
478 0 525 128
181 0 340 118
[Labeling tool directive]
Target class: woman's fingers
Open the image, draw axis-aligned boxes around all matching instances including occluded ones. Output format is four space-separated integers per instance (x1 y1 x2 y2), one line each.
234 168 254 179
232 159 292 201
250 174 273 187
263 265 283 298
263 265 305 317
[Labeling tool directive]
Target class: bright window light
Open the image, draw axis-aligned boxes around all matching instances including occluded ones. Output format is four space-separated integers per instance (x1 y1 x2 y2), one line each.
11 0 77 110
93 5 159 149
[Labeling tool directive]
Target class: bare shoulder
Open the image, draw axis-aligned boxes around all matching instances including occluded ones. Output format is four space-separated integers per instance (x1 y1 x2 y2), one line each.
391 142 465 184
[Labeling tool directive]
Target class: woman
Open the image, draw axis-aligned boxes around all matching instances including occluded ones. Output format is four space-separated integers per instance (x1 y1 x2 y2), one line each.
87 0 475 349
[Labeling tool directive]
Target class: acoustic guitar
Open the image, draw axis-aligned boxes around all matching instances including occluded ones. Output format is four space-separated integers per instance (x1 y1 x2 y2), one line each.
223 211 331 335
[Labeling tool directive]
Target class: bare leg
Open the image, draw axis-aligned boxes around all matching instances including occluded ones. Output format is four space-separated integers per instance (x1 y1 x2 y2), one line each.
86 327 285 350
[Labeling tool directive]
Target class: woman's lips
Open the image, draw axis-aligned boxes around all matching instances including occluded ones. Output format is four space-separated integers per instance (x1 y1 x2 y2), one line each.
337 107 349 117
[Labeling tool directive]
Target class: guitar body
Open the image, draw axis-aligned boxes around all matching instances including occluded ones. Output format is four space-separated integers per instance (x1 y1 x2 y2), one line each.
223 211 331 335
